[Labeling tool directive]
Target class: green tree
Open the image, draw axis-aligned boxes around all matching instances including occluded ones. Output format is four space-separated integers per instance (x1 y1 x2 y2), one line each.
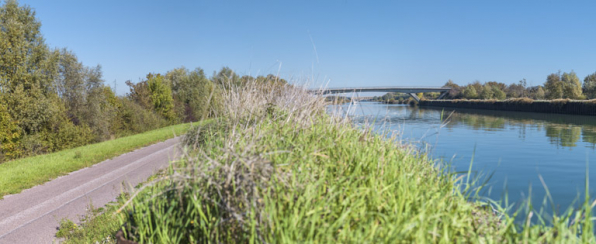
535 86 546 100
480 85 494 99
114 98 165 135
147 74 175 121
462 85 478 99
0 0 58 94
83 67 118 141
126 79 152 110
492 86 506 100
470 81 484 95
443 80 461 98
0 0 60 136
56 49 86 124
443 80 459 89
583 72 596 99
506 81 525 98
0 102 21 161
561 71 582 99
545 73 564 99
212 66 240 89
486 81 507 91
166 67 221 121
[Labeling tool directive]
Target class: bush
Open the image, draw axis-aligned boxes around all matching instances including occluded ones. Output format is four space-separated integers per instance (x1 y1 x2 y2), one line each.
0 103 21 161
113 98 167 136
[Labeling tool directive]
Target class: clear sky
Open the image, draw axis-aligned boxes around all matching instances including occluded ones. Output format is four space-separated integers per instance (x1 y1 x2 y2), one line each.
18 0 596 95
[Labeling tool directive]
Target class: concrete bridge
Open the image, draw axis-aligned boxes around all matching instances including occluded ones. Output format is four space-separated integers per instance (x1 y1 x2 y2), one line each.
351 96 375 101
310 86 452 102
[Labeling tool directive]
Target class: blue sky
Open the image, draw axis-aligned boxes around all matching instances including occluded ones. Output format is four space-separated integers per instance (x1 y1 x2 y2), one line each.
19 0 596 95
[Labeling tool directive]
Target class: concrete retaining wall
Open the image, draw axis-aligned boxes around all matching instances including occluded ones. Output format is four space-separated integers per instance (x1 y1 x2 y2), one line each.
418 99 596 116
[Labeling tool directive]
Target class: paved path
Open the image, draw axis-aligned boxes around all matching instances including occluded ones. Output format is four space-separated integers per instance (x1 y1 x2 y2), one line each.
0 137 181 243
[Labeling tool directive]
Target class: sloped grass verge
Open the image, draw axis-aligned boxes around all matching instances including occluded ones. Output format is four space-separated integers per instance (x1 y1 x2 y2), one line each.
0 122 196 198
61 115 596 243
120 116 508 243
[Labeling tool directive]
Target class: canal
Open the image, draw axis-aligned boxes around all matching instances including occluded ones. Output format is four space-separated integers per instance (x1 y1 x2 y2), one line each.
336 101 596 214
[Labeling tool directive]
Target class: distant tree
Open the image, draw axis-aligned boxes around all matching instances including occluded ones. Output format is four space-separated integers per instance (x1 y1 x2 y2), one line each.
462 86 478 99
470 81 483 94
126 79 152 110
147 74 175 121
443 80 459 89
583 72 596 99
255 74 288 85
165 67 188 98
480 84 494 99
507 80 526 98
561 71 583 99
492 86 506 100
83 66 118 141
182 68 220 120
55 49 87 124
443 80 461 98
520 78 527 96
545 72 564 99
114 98 166 135
486 81 507 91
166 67 222 121
535 86 546 99
212 67 240 89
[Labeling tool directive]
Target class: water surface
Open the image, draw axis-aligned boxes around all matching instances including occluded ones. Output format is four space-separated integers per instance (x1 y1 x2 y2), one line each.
337 102 596 213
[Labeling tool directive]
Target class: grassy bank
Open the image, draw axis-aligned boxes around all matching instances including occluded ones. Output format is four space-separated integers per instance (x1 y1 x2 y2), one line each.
0 122 194 198
61 83 596 243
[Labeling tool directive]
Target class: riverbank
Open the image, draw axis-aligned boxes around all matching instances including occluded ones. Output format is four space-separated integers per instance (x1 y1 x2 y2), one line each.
60 84 596 243
419 98 596 116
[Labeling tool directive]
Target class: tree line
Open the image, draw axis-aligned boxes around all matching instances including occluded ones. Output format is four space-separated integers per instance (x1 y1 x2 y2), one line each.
375 71 596 103
0 1 286 163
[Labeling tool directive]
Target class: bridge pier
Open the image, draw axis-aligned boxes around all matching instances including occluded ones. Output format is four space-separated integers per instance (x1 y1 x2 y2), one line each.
436 91 448 100
408 93 420 102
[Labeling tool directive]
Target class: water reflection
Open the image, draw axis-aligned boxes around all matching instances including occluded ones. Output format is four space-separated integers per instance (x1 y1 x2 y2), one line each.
347 104 596 149
418 107 596 149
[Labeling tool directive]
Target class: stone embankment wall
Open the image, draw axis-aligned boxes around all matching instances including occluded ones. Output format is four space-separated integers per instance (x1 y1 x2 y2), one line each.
418 99 596 116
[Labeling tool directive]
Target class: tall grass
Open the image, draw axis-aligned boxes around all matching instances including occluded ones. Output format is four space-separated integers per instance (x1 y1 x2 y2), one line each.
118 81 596 243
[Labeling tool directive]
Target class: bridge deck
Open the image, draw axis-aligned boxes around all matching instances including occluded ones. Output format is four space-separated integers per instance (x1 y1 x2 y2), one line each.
312 87 450 94
309 86 452 101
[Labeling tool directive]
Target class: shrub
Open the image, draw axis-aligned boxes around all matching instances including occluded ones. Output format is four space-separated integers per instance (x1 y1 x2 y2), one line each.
114 98 167 136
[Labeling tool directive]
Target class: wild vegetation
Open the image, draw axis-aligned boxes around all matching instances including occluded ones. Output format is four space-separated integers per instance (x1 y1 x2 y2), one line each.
0 0 287 163
5 0 596 242
54 80 596 243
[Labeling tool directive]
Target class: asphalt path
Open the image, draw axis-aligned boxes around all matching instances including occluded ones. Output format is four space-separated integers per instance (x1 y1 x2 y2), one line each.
0 137 181 243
